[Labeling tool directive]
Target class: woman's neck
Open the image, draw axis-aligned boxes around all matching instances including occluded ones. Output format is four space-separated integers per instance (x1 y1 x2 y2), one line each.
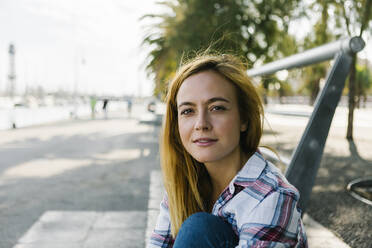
204 148 248 203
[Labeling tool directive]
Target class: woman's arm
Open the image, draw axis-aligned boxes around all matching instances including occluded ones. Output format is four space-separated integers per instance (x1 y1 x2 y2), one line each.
148 194 175 248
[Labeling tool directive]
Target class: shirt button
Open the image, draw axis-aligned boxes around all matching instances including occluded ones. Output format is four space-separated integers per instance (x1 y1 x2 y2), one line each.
229 184 235 194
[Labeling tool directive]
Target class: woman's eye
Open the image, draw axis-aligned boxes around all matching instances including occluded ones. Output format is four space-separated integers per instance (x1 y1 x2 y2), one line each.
211 105 226 111
180 109 193 115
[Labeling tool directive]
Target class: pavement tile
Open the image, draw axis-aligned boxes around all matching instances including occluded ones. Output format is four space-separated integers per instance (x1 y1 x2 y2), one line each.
303 214 351 248
306 237 351 248
93 211 145 229
18 219 91 244
18 211 98 244
83 228 144 248
14 211 146 248
13 244 82 248
145 209 160 241
39 211 99 224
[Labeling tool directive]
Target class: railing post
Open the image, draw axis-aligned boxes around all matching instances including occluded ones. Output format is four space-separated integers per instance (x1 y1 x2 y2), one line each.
246 36 365 213
284 52 353 212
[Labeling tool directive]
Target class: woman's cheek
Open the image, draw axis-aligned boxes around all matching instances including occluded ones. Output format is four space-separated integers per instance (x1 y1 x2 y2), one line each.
178 119 192 141
216 115 237 130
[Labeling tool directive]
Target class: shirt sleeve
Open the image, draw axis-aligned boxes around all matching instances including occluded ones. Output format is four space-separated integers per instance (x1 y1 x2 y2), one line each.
148 194 175 248
235 189 308 248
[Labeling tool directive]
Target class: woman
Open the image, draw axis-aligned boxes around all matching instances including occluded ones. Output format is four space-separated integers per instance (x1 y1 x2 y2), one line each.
149 54 308 247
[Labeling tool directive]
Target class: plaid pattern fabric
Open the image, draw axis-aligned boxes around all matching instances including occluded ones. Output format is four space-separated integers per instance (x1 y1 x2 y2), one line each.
149 152 308 247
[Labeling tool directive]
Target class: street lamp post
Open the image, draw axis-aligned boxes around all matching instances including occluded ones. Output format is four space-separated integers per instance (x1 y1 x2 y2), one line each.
8 43 16 98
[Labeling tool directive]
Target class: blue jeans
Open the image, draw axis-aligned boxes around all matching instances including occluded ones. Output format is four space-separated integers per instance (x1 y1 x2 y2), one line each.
173 212 239 248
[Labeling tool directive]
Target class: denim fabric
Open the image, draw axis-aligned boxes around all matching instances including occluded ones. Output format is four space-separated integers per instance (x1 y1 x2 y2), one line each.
173 212 238 248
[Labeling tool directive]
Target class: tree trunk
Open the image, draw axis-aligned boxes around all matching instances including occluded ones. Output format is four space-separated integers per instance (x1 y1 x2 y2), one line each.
310 79 320 106
346 54 357 140
262 79 269 105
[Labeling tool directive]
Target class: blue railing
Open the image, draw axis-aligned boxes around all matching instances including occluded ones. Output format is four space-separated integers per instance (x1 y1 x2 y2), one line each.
247 36 365 212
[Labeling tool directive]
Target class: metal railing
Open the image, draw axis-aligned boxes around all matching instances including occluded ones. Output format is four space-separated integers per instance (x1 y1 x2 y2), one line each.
247 36 365 213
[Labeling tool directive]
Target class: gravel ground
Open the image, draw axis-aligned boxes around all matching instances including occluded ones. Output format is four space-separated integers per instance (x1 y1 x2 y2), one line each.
262 110 372 248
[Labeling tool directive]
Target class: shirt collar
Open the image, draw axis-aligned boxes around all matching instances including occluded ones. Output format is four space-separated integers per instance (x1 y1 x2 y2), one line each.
228 152 267 194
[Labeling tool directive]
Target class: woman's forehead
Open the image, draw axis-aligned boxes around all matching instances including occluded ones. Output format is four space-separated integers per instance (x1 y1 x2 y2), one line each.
176 71 237 104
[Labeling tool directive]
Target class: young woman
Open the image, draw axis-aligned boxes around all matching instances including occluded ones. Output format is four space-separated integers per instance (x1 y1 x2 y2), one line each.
149 54 308 248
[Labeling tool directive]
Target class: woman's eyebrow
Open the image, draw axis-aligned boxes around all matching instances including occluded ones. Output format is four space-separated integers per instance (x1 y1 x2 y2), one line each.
206 97 230 104
178 97 230 109
178 101 195 109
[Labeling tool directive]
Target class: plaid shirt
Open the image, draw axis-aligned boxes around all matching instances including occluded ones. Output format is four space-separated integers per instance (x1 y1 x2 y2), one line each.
149 152 308 247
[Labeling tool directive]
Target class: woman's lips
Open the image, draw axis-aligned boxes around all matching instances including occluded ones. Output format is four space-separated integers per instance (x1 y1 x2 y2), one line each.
193 138 218 147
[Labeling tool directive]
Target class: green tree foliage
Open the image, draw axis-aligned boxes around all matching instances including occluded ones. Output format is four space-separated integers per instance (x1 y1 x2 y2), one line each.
332 0 372 139
141 0 302 97
141 1 185 96
301 0 371 139
300 0 333 105
355 63 372 107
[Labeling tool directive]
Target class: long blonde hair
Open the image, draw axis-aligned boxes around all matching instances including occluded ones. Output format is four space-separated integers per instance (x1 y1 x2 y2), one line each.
161 53 264 237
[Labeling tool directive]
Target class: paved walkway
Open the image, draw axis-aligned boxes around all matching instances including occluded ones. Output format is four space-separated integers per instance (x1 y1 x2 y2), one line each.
8 104 371 247
13 211 146 248
13 169 351 248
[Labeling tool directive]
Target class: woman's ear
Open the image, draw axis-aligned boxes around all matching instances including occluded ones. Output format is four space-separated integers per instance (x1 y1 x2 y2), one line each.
240 122 248 132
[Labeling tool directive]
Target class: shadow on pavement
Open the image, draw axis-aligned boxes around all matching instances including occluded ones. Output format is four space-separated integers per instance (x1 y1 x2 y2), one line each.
263 134 372 248
0 120 161 248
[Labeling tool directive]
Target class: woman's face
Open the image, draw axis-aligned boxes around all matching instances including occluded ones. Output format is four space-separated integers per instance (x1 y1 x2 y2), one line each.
176 70 247 164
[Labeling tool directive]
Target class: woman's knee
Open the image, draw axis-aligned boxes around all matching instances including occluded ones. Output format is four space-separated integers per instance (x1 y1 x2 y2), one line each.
174 212 238 248
175 212 218 246
179 212 236 238
181 212 216 230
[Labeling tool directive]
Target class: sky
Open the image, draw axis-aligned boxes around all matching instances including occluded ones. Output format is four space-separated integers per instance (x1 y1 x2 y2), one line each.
0 0 164 97
0 0 371 97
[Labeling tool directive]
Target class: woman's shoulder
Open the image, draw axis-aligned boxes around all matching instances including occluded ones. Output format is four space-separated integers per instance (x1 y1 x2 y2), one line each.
226 155 302 224
235 152 300 201
263 160 300 198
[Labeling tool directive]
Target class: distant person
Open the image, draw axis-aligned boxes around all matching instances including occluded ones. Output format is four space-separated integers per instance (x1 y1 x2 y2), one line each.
149 54 308 247
9 105 16 129
90 97 97 119
127 99 132 117
147 101 156 113
102 99 109 119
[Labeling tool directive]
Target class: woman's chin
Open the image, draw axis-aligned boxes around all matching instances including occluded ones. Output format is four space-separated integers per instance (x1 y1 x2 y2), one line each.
193 155 217 164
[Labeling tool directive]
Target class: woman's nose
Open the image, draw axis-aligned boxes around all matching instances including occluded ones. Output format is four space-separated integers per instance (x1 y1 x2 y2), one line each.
195 112 211 131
